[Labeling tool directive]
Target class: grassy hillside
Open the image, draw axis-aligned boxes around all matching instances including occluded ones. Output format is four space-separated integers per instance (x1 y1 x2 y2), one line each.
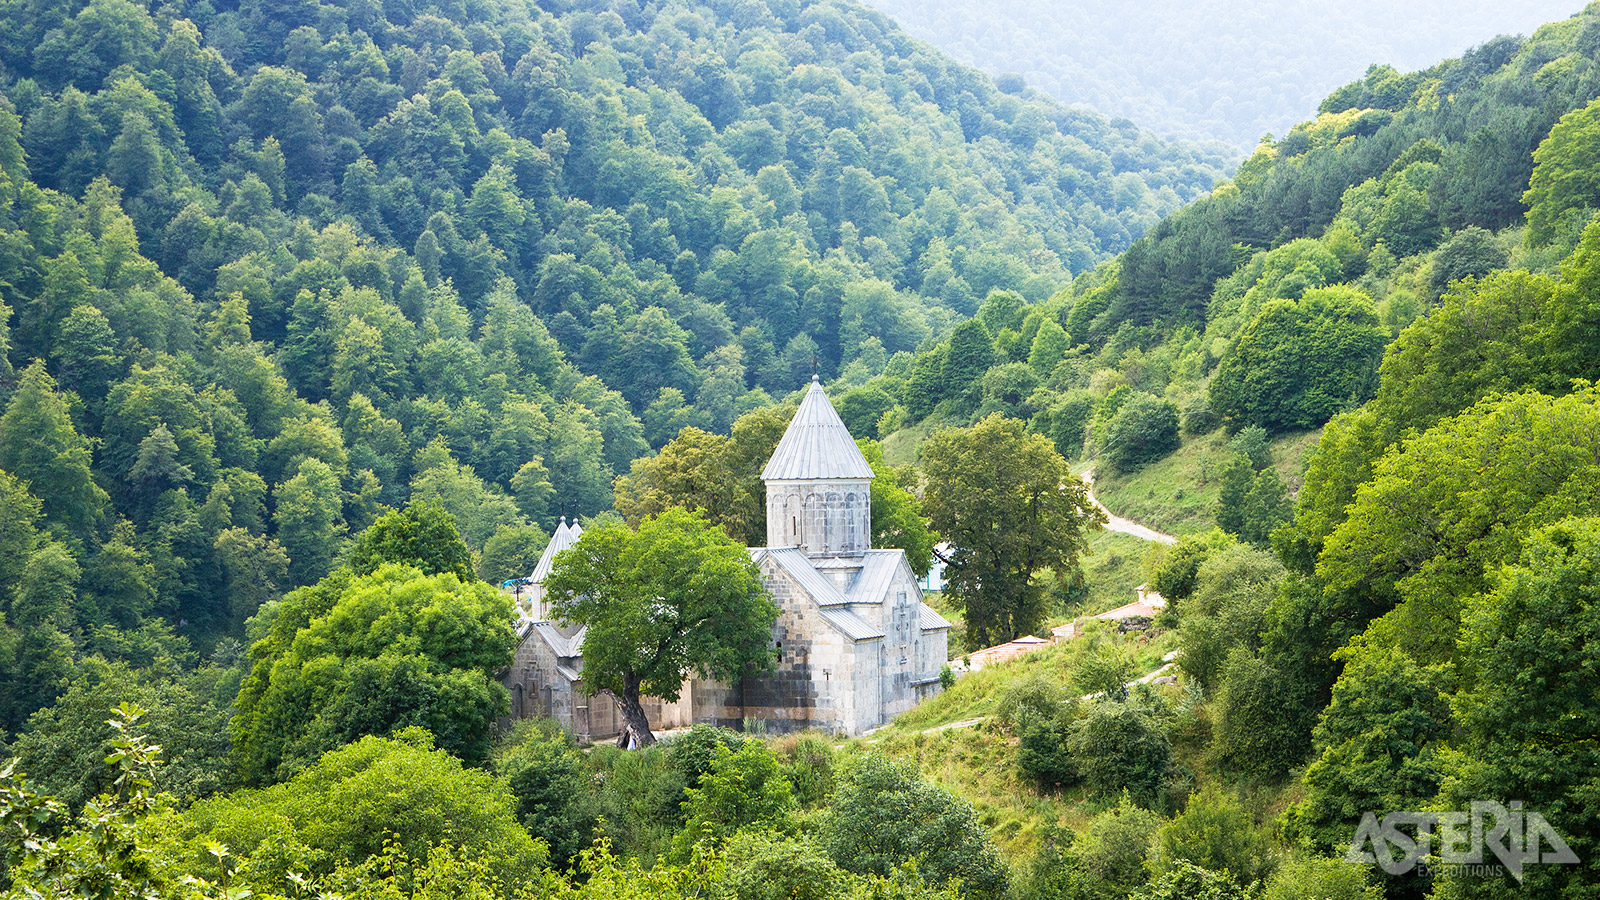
863 624 1181 861
1086 427 1320 536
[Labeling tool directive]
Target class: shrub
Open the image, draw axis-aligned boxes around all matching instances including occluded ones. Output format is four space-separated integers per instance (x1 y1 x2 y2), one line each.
590 743 686 859
1073 800 1163 898
777 732 837 808
1133 862 1258 900
1071 643 1137 701
1071 700 1172 807
995 672 1063 732
724 832 845 900
826 755 1007 900
1146 529 1236 605
1177 545 1284 692
1102 393 1180 473
1210 650 1315 780
493 719 598 870
674 741 794 855
665 723 746 790
1262 856 1382 900
1017 711 1079 792
1149 788 1276 885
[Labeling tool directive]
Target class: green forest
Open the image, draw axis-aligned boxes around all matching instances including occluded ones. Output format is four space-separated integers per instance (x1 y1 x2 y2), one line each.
5 0 1600 896
0 0 1228 739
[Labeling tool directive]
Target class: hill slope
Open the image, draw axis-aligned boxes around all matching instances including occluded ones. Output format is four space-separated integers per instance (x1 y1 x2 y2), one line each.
0 0 1232 725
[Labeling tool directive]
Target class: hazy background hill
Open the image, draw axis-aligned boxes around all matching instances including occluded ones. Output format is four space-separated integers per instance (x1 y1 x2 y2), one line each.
860 0 1586 150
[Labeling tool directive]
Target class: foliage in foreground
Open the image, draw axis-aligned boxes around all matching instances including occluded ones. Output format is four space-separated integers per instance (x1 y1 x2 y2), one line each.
0 714 982 900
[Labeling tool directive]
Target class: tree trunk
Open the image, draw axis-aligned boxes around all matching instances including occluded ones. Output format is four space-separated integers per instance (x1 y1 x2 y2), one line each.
616 674 656 749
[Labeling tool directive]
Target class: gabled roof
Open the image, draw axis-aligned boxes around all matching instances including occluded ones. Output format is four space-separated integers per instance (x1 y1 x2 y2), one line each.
761 376 876 481
919 602 952 632
846 551 905 605
756 547 851 606
530 518 584 584
820 607 885 642
528 621 586 659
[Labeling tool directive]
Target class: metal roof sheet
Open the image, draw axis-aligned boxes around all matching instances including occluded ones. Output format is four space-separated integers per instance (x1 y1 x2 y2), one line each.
530 519 583 584
529 621 574 657
919 602 952 631
846 551 903 605
820 607 885 641
528 621 588 659
761 377 876 481
764 548 851 606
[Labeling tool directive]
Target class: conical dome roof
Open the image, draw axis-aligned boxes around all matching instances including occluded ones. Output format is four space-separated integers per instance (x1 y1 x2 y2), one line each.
762 376 876 481
530 518 584 583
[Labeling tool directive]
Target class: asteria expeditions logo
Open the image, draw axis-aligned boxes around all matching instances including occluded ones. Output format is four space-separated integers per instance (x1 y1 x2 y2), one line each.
1346 801 1579 881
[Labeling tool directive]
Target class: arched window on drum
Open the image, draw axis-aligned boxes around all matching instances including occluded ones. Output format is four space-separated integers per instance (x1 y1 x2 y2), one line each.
845 492 860 551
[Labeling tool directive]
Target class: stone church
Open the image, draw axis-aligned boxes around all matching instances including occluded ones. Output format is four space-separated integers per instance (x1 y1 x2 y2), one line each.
500 377 950 740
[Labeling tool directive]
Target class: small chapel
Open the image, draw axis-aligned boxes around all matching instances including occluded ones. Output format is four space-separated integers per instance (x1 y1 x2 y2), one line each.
500 377 951 740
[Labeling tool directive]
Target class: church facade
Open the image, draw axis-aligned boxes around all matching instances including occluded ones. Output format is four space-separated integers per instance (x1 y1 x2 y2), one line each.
500 377 949 740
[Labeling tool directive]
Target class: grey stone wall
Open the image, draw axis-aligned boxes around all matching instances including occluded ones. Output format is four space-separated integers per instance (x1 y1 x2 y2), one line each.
766 479 871 556
502 624 692 742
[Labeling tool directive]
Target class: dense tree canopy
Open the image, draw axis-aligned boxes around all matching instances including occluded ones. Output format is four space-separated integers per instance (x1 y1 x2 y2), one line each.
345 499 475 580
1524 96 1600 246
231 561 516 782
1209 287 1387 433
8 0 1600 896
175 729 547 888
0 0 1231 735
1441 516 1600 897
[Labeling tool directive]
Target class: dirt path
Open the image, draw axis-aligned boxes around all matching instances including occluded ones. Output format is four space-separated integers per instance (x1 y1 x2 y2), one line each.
1082 468 1177 545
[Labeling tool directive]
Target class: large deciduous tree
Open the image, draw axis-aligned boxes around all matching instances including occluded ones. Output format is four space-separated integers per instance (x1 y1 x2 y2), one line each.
1209 286 1387 433
1439 516 1600 899
613 403 793 546
921 414 1103 649
344 499 475 581
0 361 107 538
230 561 516 784
542 507 778 748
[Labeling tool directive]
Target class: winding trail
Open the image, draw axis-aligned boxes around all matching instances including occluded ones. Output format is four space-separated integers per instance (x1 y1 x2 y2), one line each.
1081 468 1177 545
866 471 1182 741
